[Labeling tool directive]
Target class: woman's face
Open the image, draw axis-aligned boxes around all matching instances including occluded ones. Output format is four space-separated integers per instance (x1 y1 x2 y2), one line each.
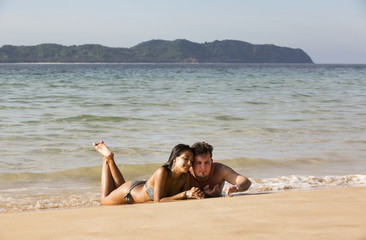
173 150 194 173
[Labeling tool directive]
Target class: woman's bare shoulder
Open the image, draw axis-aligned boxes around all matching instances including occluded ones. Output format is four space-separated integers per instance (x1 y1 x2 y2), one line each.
154 167 169 177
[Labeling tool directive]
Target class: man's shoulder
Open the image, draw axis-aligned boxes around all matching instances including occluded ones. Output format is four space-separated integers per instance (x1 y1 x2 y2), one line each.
212 162 240 178
212 162 231 174
212 162 229 170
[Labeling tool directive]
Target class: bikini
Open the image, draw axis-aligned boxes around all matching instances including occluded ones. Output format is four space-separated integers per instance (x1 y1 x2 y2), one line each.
123 180 154 204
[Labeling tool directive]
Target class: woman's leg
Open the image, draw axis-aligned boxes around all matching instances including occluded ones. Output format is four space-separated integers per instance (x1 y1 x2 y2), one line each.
94 141 149 205
100 155 132 205
100 158 116 198
94 141 126 198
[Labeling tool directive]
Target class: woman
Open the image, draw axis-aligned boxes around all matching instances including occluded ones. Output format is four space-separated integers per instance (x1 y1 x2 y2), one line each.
93 141 204 205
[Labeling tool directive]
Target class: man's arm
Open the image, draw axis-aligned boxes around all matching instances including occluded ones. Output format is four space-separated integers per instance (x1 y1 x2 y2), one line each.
219 164 251 196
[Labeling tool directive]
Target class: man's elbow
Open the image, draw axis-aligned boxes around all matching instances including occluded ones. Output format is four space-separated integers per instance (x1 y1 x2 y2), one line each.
241 178 251 191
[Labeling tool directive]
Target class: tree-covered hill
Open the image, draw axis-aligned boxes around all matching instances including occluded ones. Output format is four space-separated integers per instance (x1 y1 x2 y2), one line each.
0 39 313 63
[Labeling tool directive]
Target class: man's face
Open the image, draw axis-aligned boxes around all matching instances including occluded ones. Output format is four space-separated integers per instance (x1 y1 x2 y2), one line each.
192 153 212 180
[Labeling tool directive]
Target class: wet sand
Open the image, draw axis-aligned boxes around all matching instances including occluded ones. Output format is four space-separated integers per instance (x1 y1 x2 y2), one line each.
1 186 365 240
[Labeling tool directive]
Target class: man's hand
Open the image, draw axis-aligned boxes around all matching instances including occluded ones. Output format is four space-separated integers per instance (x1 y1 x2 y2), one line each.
203 184 221 197
223 185 240 197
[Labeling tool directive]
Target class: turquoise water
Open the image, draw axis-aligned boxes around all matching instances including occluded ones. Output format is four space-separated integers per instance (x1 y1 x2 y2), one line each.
1 63 366 212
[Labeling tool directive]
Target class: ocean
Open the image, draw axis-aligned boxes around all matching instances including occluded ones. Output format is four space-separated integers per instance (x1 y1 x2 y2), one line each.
1 63 365 212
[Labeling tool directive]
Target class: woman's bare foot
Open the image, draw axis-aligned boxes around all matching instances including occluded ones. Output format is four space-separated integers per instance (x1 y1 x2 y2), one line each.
93 141 114 160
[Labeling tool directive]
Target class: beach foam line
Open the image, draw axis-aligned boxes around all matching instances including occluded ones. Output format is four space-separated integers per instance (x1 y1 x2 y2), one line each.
1 186 365 240
249 174 366 192
1 174 365 213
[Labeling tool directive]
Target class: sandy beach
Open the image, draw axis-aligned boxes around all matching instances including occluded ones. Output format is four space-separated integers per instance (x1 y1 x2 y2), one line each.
1 186 365 240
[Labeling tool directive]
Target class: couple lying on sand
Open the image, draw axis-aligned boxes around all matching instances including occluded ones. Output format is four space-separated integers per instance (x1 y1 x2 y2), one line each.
93 141 251 205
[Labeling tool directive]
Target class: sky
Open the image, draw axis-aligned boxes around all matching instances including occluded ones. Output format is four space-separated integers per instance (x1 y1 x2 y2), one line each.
0 0 365 63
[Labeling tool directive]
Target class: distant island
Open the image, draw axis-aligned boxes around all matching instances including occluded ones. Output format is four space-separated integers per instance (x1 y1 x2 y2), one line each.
0 39 313 63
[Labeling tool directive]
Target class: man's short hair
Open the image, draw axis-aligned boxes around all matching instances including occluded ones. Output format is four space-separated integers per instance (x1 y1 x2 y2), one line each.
191 142 213 158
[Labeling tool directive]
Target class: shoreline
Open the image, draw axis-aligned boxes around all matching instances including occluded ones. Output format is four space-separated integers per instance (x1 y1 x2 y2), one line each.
1 174 365 213
1 186 365 240
1 62 366 65
0 62 316 65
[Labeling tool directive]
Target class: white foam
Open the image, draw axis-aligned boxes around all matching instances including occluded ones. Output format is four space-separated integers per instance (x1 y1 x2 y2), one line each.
0 191 100 213
1 174 366 213
248 174 366 193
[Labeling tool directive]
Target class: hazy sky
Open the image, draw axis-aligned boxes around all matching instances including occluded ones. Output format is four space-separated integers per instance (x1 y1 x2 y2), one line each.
0 0 365 63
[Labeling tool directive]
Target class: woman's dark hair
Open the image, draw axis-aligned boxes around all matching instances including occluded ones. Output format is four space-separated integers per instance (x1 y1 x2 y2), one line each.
162 144 193 170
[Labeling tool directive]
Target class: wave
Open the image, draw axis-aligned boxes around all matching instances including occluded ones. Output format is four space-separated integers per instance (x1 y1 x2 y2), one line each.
245 101 268 105
218 157 329 169
54 115 144 123
0 163 162 184
0 156 337 184
214 115 246 121
247 175 366 193
0 191 100 213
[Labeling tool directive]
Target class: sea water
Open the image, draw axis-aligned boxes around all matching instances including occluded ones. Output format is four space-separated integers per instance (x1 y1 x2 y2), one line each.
0 63 365 212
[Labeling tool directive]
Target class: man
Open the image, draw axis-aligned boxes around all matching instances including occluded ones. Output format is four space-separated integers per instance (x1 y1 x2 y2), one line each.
190 142 251 197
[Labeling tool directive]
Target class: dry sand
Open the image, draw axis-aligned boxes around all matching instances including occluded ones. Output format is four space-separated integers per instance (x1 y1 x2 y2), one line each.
1 186 365 240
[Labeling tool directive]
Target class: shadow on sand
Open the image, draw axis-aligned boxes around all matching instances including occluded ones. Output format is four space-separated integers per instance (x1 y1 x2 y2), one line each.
224 192 273 197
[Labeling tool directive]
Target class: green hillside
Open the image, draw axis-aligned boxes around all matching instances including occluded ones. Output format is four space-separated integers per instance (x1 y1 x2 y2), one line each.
0 39 313 63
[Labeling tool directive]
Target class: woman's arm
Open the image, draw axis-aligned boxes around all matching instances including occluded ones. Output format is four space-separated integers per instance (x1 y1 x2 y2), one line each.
153 171 203 202
153 167 168 203
159 187 204 202
160 175 204 202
